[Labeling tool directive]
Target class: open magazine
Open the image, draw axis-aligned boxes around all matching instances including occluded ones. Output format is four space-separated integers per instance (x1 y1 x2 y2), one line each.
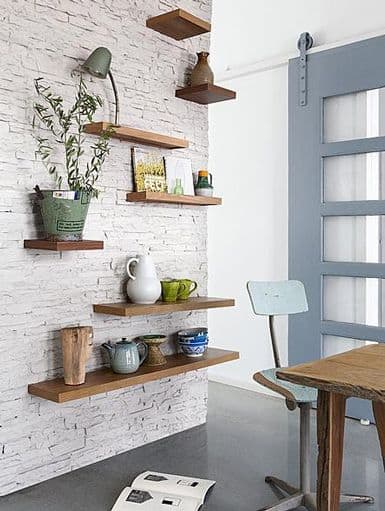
111 471 216 511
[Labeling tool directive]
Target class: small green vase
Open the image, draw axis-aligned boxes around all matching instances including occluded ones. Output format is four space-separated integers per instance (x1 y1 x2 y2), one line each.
173 178 184 195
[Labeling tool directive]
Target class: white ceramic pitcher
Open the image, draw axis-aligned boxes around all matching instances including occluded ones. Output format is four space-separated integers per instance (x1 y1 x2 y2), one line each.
126 254 161 304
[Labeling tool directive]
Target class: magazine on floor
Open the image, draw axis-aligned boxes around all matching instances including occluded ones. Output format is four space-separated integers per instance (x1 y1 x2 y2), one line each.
111 471 216 511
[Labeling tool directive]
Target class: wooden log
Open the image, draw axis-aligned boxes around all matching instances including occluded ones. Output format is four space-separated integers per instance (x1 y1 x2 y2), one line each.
61 326 93 385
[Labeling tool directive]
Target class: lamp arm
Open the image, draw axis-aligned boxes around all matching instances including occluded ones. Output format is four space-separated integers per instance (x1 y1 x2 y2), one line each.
108 71 120 126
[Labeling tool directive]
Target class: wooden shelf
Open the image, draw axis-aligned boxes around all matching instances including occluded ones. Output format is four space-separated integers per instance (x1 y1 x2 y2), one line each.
93 297 235 317
146 9 211 40
28 348 239 403
176 84 236 105
24 240 104 251
126 191 222 206
85 122 188 149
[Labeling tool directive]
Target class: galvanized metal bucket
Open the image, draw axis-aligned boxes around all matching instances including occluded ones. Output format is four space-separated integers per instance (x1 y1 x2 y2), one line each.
38 190 91 241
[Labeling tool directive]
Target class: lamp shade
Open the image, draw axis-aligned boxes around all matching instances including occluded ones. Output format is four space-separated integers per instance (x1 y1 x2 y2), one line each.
82 47 112 79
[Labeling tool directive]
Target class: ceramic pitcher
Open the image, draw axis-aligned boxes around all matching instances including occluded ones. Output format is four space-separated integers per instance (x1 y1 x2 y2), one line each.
126 254 161 304
195 170 213 197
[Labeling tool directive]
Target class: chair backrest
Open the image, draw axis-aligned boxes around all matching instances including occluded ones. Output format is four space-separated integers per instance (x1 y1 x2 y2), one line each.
247 280 308 317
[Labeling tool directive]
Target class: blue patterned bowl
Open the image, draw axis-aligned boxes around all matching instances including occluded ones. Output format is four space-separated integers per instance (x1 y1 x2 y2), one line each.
178 338 208 346
178 327 208 338
178 328 208 345
179 336 209 346
179 341 208 357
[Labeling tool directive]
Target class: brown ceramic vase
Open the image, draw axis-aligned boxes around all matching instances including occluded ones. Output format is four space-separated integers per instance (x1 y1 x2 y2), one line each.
191 52 214 86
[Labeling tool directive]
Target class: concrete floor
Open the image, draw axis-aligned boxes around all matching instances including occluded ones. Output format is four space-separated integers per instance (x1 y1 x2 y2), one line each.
2 382 384 510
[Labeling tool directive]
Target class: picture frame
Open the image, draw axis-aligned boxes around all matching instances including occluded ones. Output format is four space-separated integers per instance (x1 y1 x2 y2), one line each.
164 157 194 196
131 148 167 193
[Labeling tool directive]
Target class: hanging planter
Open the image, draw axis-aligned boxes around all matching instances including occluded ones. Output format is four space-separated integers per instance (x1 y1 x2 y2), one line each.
32 76 114 241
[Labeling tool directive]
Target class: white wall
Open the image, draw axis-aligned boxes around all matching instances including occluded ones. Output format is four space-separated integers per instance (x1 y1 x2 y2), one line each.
210 0 385 72
208 0 385 391
0 0 212 495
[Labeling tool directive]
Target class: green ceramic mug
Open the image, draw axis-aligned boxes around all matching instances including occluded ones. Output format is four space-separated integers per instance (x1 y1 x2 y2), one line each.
176 279 198 300
161 280 180 302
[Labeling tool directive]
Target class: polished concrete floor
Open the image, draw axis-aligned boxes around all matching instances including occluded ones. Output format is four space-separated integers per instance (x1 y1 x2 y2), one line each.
2 382 384 510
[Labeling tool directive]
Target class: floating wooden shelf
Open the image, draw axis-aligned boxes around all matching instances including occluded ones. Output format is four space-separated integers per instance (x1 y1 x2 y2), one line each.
126 191 222 206
28 348 239 403
146 9 211 40
93 297 235 317
176 84 236 105
24 240 104 251
85 122 188 150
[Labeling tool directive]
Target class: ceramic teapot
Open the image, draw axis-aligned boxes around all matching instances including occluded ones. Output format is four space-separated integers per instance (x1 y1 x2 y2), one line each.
102 338 148 374
126 254 161 304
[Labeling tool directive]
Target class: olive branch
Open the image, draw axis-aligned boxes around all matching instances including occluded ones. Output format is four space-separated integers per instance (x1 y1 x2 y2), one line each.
32 75 114 198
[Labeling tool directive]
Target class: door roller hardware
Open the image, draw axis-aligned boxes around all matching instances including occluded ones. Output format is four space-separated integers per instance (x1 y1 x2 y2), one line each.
297 32 314 106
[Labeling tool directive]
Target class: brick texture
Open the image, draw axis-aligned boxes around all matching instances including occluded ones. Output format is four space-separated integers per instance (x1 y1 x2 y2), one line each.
0 0 212 495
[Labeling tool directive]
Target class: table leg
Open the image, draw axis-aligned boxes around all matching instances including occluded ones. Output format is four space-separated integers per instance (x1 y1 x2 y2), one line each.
317 391 346 511
372 401 385 470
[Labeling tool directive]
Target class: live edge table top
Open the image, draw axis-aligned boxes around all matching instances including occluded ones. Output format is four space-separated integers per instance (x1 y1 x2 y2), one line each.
277 343 385 403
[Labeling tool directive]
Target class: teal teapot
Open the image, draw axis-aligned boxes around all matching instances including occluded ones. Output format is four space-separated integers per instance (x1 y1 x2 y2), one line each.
102 338 148 374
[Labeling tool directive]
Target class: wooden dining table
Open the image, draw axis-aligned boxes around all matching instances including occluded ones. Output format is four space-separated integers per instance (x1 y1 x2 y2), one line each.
277 343 385 511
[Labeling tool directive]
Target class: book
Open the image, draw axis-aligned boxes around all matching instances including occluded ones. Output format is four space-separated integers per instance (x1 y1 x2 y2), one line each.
132 148 167 193
111 471 215 511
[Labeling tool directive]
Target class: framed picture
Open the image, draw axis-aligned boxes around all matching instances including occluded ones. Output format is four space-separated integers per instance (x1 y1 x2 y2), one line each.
132 148 167 192
164 157 194 196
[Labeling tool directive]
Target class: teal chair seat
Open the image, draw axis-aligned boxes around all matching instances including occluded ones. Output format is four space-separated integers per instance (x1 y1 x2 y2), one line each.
260 368 317 404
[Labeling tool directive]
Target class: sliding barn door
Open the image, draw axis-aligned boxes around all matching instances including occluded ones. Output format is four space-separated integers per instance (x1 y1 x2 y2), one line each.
289 35 385 420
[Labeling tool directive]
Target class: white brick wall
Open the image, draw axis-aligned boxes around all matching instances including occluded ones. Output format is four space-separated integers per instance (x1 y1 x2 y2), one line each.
0 0 212 495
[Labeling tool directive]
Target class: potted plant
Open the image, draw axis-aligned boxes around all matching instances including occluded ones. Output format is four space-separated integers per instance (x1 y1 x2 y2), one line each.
32 75 113 241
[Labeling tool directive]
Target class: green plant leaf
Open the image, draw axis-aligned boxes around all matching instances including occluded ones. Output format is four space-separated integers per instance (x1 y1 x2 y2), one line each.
32 74 112 196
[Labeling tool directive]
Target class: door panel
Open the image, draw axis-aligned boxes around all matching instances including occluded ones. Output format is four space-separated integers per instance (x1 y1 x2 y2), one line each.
323 152 385 202
323 216 384 263
322 335 374 357
289 35 385 420
323 87 385 142
323 276 382 326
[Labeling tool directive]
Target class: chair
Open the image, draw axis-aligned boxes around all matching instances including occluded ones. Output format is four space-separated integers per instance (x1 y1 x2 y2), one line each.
247 280 374 511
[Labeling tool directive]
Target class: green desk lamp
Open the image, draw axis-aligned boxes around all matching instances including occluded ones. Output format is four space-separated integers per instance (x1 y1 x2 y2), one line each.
82 47 120 125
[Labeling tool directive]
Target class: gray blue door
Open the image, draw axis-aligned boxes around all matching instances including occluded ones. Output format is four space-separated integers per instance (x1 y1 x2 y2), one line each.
289 35 385 420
